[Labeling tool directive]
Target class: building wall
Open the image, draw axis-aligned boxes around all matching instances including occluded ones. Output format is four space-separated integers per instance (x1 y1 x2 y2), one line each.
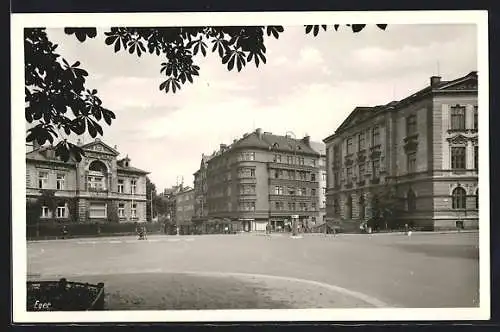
324 74 478 232
26 140 148 224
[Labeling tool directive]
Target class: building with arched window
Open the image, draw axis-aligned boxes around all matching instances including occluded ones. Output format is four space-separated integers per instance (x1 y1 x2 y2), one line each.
26 138 149 224
324 71 478 231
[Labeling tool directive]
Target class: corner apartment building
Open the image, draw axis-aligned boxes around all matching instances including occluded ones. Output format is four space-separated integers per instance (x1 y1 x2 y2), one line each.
323 71 479 232
205 128 322 232
192 154 211 229
26 138 149 223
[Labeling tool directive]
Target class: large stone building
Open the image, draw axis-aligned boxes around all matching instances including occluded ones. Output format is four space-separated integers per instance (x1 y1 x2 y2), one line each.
175 187 195 234
205 128 322 232
323 71 479 232
192 154 211 230
26 138 149 224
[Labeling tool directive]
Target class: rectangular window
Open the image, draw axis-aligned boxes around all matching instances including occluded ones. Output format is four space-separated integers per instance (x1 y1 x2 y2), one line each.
274 186 283 195
358 163 365 178
346 137 353 154
474 106 478 130
298 157 305 165
474 146 478 169
131 179 137 194
358 132 365 151
38 171 48 189
41 206 49 218
451 147 466 170
311 159 316 167
56 174 65 190
288 202 295 211
333 145 341 167
312 202 317 210
56 205 66 218
89 202 107 219
407 152 417 173
322 173 326 181
346 167 353 183
118 179 124 193
311 188 316 196
372 159 380 178
118 203 125 218
333 172 339 187
450 105 466 130
274 154 281 163
240 152 255 161
372 127 380 146
287 155 294 164
288 187 295 196
131 203 137 218
300 188 306 196
250 168 255 177
88 175 105 191
311 173 316 181
322 187 326 195
406 115 417 136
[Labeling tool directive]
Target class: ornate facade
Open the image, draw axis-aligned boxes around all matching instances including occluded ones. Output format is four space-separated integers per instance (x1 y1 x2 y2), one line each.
323 72 479 232
26 138 149 224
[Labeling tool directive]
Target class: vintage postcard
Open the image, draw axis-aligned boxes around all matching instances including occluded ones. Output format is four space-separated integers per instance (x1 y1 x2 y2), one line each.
11 10 489 322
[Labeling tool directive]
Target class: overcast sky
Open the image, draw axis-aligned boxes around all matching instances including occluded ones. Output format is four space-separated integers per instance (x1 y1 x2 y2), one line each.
44 24 477 191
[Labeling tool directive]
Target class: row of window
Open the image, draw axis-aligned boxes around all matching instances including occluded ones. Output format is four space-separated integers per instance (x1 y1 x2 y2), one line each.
346 126 381 155
40 202 139 219
238 167 256 178
37 171 66 190
36 171 139 193
272 169 318 181
273 185 325 196
341 159 381 185
273 154 316 166
273 201 317 211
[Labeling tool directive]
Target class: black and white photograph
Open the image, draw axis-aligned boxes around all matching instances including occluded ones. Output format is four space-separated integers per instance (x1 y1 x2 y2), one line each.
12 11 489 322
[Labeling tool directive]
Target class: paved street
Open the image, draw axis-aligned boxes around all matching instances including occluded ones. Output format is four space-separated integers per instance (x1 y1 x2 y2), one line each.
27 232 479 309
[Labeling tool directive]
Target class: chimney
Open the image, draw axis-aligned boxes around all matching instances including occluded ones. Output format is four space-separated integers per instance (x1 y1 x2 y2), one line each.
430 76 441 87
302 135 311 146
220 143 227 151
255 128 263 139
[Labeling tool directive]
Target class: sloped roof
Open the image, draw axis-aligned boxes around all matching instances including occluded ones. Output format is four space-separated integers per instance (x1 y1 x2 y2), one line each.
117 165 149 174
26 146 77 165
229 132 319 155
324 71 478 142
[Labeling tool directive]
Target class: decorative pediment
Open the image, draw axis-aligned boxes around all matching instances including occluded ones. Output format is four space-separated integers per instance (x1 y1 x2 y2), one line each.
447 134 468 145
81 140 119 156
439 75 477 92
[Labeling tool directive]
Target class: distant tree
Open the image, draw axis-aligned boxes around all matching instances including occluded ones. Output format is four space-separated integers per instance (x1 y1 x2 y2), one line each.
146 177 157 221
25 25 387 161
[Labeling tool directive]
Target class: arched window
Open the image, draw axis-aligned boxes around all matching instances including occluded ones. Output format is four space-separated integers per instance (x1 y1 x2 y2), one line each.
88 160 108 191
407 189 416 212
89 160 107 172
452 187 467 209
346 195 352 219
475 189 479 209
359 195 365 219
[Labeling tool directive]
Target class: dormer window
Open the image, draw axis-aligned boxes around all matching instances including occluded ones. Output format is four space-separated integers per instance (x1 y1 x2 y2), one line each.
125 161 129 167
